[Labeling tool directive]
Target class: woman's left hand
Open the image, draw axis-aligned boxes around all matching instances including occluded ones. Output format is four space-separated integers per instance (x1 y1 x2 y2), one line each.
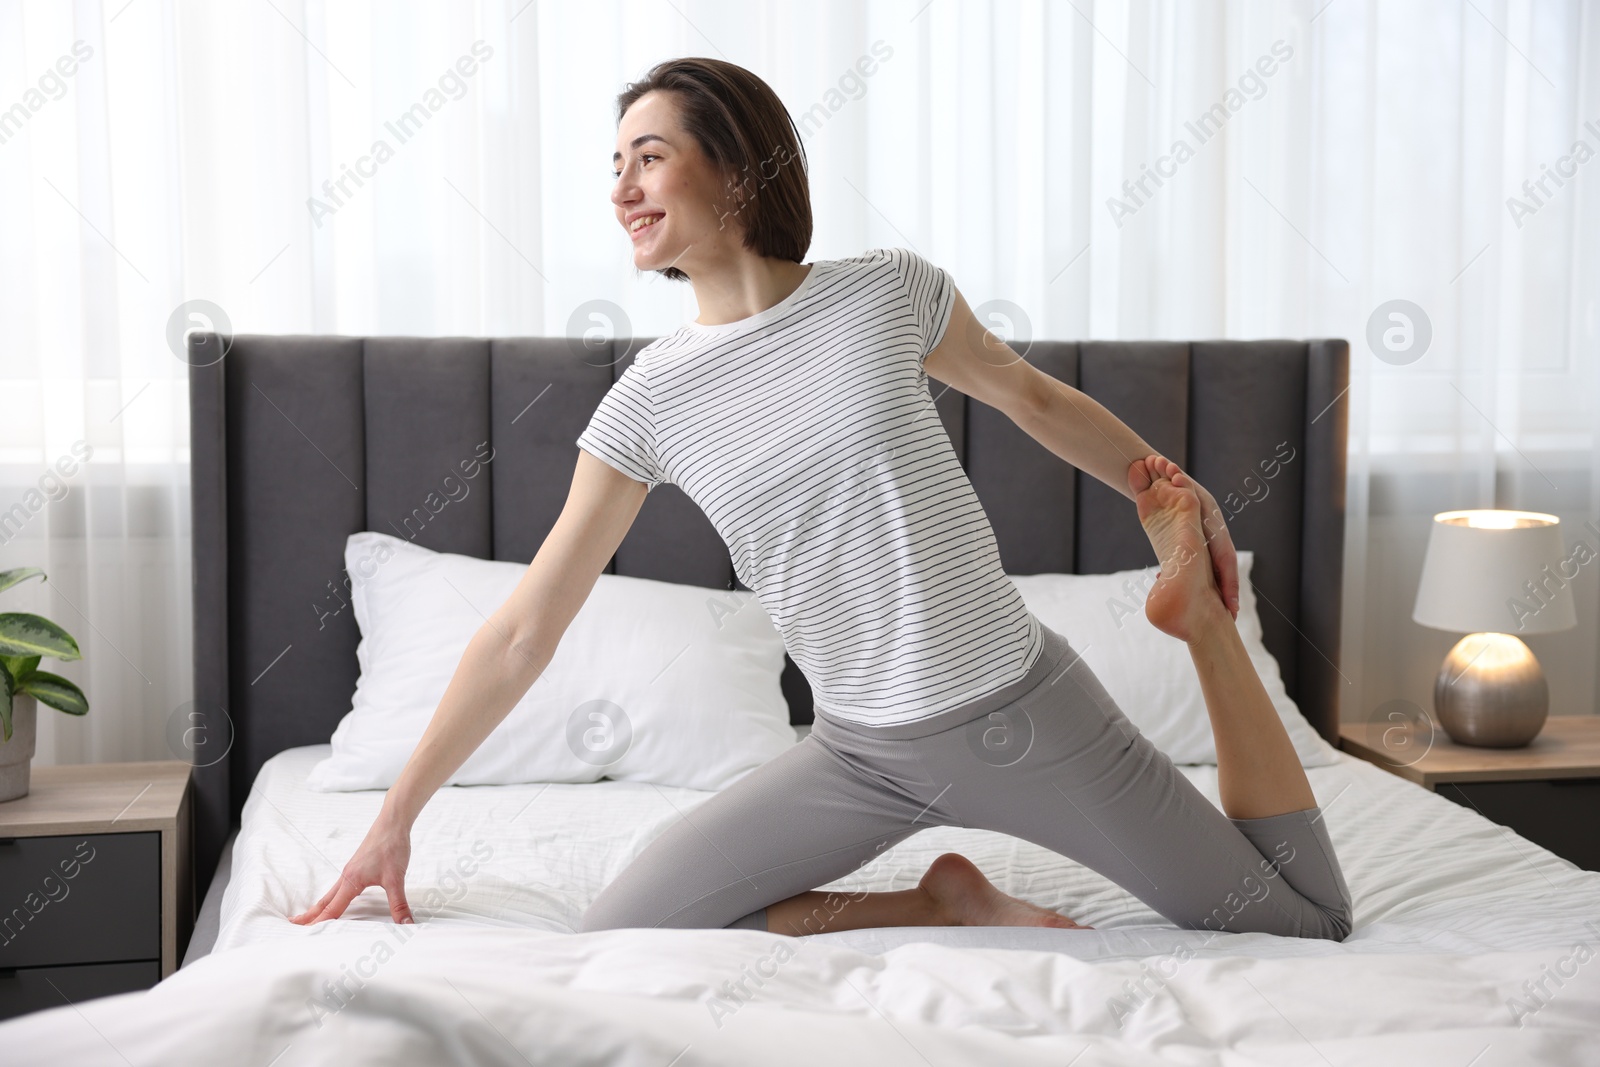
1183 476 1239 620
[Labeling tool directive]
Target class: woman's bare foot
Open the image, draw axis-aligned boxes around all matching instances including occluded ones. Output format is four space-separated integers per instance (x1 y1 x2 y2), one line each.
1128 455 1229 643
918 853 1090 930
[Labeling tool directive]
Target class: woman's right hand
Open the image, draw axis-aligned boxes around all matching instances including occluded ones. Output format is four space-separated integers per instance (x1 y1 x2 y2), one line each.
290 812 414 926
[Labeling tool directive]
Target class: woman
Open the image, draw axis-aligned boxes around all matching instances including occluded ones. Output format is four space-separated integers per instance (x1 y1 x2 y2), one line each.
293 58 1352 942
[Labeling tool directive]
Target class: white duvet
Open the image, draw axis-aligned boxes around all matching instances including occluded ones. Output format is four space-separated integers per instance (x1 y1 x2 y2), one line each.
4 742 1599 1065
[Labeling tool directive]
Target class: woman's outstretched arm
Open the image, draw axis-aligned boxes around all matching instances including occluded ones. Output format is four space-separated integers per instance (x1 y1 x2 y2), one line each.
290 450 650 926
924 284 1240 618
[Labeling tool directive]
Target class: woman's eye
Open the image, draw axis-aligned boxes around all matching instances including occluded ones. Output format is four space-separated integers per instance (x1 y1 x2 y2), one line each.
611 155 657 180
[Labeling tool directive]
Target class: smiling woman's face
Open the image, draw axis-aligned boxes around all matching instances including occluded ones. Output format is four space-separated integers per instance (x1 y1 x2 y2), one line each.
611 90 742 274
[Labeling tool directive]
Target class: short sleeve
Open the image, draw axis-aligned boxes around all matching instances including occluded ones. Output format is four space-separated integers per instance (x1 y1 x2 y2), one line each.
887 247 956 366
576 362 667 490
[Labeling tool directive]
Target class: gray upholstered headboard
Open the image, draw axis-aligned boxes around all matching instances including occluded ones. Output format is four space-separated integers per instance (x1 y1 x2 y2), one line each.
187 334 1348 896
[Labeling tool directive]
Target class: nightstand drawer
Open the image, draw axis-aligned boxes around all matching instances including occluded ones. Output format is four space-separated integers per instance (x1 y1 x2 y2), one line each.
0 960 161 1021
1438 778 1600 872
0 832 161 969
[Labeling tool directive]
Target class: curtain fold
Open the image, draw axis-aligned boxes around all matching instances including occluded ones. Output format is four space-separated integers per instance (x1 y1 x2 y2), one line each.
2 0 1595 766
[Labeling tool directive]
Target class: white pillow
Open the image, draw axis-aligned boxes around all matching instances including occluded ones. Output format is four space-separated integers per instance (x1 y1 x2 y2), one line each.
1008 551 1339 767
306 532 796 792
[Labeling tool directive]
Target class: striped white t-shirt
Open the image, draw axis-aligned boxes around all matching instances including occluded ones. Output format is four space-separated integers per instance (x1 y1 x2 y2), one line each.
576 246 1043 727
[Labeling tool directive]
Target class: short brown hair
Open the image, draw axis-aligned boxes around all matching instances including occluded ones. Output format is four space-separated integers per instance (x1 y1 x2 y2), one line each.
616 58 812 281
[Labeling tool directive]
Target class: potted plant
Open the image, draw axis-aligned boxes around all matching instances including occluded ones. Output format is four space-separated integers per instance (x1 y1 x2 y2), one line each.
1 567 90 802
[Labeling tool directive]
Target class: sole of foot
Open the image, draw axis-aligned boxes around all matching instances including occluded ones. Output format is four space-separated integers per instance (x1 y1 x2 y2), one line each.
1128 455 1225 642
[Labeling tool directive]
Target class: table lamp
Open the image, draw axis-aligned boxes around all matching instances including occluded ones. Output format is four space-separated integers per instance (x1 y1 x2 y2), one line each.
1412 509 1577 747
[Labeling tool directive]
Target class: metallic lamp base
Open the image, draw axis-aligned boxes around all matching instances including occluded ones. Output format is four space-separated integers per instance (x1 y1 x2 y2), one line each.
1433 632 1549 748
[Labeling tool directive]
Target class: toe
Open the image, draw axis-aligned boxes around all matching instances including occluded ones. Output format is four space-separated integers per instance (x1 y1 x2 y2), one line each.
1127 457 1155 495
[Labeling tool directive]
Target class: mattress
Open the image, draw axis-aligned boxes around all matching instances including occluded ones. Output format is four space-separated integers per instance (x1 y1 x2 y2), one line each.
216 743 1597 959
4 741 1598 1065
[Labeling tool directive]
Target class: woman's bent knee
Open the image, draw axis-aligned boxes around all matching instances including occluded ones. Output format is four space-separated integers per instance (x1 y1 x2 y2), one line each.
575 906 624 934
1305 900 1354 942
577 881 663 933
575 899 634 934
577 883 763 933
1178 883 1353 942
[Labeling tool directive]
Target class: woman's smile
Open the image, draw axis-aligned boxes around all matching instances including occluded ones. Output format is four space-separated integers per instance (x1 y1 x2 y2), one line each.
628 212 664 241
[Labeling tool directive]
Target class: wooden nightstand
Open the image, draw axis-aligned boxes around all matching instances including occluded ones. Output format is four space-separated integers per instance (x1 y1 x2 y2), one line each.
1339 715 1600 873
0 761 193 1022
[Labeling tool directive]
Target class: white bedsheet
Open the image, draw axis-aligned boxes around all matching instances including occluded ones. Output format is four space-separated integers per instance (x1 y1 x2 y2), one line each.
216 743 1598 958
4 742 1599 1065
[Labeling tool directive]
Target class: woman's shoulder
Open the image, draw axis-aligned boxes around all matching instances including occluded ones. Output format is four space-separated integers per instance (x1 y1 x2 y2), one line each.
827 246 900 272
825 246 940 288
625 329 698 368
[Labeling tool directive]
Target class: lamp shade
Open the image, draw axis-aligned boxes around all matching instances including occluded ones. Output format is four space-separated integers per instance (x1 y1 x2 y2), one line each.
1412 510 1578 635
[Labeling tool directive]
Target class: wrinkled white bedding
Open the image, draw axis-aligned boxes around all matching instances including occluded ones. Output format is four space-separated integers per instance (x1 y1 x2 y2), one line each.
4 742 1598 1065
215 743 1599 958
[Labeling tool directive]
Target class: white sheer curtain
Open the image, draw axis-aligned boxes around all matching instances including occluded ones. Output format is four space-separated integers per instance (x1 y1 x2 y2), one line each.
3 0 1595 767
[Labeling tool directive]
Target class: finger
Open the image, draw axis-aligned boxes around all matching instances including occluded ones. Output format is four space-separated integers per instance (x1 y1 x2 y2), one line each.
385 878 415 926
291 884 338 925
1212 541 1241 617
308 878 364 925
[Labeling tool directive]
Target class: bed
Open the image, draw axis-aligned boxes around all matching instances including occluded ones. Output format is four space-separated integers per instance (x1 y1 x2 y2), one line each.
4 334 1597 1064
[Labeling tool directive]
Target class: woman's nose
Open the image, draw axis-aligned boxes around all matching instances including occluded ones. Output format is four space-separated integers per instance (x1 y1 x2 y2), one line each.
611 172 636 207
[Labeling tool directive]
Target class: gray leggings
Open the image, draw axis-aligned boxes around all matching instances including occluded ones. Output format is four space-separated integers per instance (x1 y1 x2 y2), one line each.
578 623 1354 941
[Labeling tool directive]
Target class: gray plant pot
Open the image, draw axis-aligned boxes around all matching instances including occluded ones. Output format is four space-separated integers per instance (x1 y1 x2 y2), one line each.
0 693 38 802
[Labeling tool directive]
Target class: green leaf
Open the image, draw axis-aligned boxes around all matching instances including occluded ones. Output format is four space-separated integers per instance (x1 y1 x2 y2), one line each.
1 668 11 742
0 613 82 661
1 654 41 685
20 672 88 716
0 567 45 597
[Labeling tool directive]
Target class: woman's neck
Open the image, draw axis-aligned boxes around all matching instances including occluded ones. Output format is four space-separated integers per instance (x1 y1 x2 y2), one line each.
690 256 812 327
